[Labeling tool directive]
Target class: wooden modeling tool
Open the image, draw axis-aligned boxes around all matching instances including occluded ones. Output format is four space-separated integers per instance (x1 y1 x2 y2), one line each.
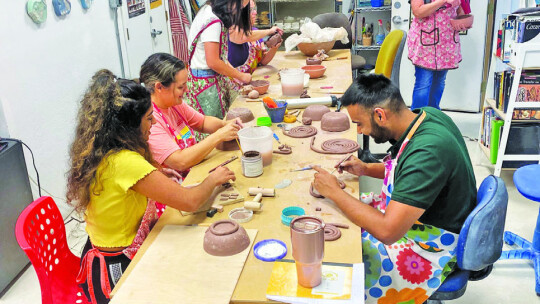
330 154 352 175
235 138 243 154
208 156 238 173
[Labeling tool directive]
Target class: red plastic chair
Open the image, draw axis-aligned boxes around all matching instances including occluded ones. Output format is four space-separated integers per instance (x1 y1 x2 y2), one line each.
15 196 90 304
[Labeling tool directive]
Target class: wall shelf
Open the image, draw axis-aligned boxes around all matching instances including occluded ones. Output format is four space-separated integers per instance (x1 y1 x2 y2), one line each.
355 45 381 51
356 6 391 12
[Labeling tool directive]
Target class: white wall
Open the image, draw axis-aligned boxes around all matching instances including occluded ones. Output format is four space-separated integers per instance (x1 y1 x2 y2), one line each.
0 2 123 216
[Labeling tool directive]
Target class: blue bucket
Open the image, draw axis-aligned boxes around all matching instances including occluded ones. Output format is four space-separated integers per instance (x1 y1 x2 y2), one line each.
263 101 288 123
370 0 383 7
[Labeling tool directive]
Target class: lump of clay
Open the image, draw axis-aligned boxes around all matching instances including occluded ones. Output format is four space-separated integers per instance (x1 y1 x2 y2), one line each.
303 105 331 121
240 85 254 96
265 32 283 48
225 107 255 123
203 220 250 256
300 90 310 99
302 117 312 125
248 90 259 99
321 112 350 132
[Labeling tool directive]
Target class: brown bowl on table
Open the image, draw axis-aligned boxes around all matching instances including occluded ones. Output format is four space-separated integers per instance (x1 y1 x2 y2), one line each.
301 65 327 79
249 80 270 95
297 40 336 56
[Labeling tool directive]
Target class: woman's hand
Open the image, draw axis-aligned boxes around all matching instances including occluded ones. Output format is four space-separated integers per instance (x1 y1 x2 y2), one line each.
207 166 236 186
215 120 241 142
337 156 369 176
269 26 283 36
237 72 252 84
161 167 182 183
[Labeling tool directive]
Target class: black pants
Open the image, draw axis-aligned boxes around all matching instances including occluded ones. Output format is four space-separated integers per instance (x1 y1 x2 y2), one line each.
80 238 131 304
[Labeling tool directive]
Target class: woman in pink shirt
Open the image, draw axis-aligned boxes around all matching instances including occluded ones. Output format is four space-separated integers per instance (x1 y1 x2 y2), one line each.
140 53 242 214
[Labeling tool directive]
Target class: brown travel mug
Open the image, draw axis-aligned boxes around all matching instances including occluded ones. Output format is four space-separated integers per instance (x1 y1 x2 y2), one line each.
290 216 325 288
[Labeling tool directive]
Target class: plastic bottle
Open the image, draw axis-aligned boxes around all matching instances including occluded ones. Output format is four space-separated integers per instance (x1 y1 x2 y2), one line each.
375 19 385 45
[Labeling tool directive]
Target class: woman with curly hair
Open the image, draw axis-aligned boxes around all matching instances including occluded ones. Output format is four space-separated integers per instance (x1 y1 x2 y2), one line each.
67 69 235 304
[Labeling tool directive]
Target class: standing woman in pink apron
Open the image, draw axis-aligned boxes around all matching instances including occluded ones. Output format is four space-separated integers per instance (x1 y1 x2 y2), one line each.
140 53 243 216
67 70 235 304
185 0 253 140
407 0 472 110
228 0 283 75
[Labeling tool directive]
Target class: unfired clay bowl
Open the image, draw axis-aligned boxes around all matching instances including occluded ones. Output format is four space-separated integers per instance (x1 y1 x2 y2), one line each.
450 14 474 30
250 80 270 95
203 220 250 256
297 41 336 56
303 105 331 121
306 58 322 65
225 107 255 123
301 65 327 79
321 112 350 132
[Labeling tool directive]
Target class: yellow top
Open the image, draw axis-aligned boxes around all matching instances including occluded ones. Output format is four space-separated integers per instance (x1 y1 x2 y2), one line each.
85 150 156 248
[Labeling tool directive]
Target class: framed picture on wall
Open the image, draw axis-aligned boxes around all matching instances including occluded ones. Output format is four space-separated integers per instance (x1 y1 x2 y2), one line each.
128 0 146 18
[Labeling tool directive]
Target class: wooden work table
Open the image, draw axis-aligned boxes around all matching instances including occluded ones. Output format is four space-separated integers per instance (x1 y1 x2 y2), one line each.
111 49 362 303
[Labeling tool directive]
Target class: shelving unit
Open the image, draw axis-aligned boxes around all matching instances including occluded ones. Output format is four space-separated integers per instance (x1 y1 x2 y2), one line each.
478 42 540 176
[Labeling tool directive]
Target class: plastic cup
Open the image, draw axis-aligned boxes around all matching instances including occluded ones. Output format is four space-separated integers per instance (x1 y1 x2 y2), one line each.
264 101 288 123
238 126 273 166
280 69 305 97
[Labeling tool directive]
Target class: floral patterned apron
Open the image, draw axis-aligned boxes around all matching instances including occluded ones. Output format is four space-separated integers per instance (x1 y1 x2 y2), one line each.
151 103 198 216
77 202 158 304
362 111 459 304
185 18 232 141
236 40 264 74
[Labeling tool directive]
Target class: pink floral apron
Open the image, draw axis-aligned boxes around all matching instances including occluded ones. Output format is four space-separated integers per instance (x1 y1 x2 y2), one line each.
362 111 459 304
76 202 158 304
185 18 232 141
151 103 198 216
407 3 462 71
236 40 264 74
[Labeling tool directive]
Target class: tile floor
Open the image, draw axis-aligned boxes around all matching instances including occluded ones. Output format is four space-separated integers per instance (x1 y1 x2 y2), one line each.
1 111 539 304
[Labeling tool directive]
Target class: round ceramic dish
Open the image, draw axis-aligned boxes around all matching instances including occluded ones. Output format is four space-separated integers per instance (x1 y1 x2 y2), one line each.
228 208 254 223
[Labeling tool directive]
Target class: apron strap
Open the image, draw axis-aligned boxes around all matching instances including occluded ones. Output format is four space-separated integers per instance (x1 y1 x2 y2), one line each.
188 18 223 63
395 111 427 162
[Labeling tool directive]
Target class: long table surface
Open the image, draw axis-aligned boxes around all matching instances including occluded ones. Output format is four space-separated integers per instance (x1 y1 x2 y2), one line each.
111 49 363 303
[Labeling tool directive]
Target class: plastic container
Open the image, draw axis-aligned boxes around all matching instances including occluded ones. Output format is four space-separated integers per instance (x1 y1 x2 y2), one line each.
238 126 273 166
370 0 384 7
241 151 263 177
280 69 305 97
264 101 288 123
256 116 272 126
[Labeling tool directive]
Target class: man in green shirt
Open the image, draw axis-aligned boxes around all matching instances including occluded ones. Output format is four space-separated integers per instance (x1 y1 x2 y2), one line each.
312 74 476 303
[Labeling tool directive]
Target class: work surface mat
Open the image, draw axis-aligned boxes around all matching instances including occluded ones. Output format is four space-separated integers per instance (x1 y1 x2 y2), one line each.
110 225 258 304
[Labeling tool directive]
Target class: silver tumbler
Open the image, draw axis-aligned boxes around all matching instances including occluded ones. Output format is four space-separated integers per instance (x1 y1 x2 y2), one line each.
290 216 325 288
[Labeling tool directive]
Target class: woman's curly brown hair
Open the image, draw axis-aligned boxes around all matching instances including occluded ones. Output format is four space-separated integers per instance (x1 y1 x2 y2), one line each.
66 69 154 214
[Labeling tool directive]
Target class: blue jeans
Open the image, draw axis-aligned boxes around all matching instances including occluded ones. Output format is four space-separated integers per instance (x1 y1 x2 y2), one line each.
411 66 448 110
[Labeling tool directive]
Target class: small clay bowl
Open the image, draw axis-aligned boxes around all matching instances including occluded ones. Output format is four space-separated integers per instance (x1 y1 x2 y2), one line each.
301 65 327 79
250 80 270 95
306 58 322 65
203 220 250 256
450 14 474 30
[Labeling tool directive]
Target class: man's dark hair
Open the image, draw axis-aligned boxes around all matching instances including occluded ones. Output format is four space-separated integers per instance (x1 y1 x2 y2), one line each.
341 74 406 112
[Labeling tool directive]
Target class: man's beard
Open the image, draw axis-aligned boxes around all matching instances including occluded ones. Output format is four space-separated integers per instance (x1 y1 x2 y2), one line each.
370 116 393 144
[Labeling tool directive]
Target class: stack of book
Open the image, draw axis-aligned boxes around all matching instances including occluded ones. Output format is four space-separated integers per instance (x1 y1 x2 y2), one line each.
495 8 540 63
493 70 540 120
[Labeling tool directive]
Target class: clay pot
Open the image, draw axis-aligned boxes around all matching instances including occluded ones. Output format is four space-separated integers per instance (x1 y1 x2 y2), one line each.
306 58 322 65
362 36 372 46
321 112 350 132
203 220 250 256
265 32 283 48
450 14 474 30
225 107 255 123
250 80 270 95
297 41 336 56
303 105 331 121
301 65 327 79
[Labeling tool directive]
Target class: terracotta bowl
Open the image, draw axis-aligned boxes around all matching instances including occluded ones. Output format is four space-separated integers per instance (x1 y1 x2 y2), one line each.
250 80 270 95
306 58 322 65
203 220 250 256
301 65 327 79
450 14 474 30
297 40 336 56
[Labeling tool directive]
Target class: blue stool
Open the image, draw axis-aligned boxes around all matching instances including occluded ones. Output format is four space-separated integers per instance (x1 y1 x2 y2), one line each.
500 164 540 296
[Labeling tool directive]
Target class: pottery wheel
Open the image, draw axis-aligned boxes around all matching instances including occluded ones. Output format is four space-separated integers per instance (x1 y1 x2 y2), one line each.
283 126 317 138
310 180 346 198
324 224 341 241
310 137 360 154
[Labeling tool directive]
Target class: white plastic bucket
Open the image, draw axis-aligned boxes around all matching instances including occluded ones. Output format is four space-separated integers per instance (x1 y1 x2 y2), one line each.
238 126 273 166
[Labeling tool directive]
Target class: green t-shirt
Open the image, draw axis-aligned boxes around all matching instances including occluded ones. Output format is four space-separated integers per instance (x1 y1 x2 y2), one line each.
388 107 476 234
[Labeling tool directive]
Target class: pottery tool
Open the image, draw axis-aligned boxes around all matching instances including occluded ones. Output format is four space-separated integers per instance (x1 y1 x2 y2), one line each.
272 132 282 145
290 166 313 172
286 95 340 109
329 154 353 175
248 187 275 197
235 138 243 154
208 156 238 173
